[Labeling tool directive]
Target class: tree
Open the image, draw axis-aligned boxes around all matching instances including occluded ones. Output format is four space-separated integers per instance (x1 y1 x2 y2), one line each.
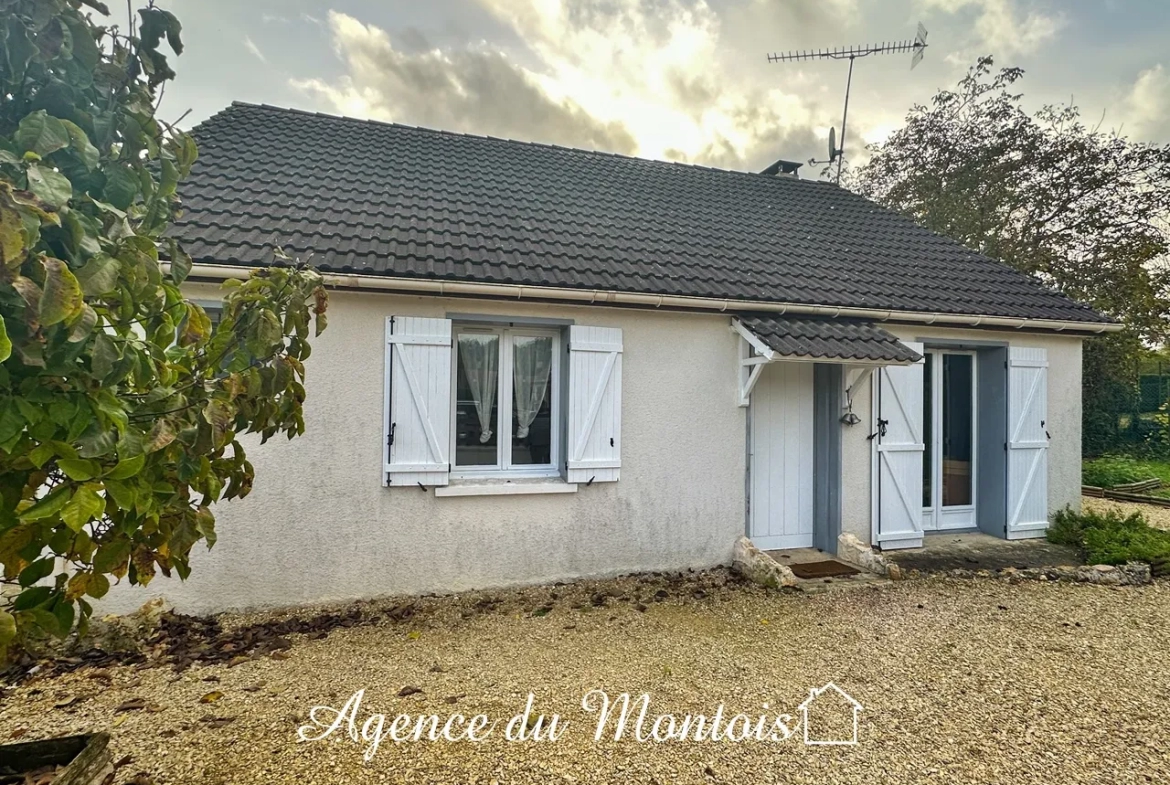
0 0 328 657
851 57 1170 456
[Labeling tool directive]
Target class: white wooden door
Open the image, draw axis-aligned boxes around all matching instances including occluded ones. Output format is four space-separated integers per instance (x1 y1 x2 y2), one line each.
1007 347 1049 538
749 363 814 550
875 343 925 549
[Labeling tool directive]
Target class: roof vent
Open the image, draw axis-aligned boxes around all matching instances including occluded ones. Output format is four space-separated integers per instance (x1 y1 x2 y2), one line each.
759 158 802 178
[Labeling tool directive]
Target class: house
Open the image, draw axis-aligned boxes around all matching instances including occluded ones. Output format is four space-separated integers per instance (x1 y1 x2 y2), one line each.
105 102 1117 614
798 683 863 745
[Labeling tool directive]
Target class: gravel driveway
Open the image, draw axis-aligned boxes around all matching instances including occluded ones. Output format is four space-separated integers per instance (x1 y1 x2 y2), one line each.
2 572 1168 785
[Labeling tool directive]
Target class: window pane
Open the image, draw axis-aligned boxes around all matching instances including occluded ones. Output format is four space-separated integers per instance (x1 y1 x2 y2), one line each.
942 354 973 507
922 353 933 508
455 334 500 466
511 336 553 466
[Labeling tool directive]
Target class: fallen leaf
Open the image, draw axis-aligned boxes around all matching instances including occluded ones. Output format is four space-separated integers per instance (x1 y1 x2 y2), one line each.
269 650 291 661
398 686 423 697
406 631 421 641
9 727 28 739
199 715 236 728
115 698 148 713
54 695 83 709
199 691 224 704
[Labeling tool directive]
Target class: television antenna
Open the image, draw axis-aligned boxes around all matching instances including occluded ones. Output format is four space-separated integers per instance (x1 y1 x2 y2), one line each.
768 22 928 184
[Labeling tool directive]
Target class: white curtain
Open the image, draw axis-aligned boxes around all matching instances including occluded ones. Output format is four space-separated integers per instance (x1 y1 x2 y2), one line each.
513 336 552 439
459 334 498 443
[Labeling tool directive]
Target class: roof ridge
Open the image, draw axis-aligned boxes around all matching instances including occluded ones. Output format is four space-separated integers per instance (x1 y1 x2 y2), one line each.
209 101 828 187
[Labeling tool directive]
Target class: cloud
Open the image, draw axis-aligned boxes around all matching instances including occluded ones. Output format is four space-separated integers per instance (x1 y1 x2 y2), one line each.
292 11 637 155
243 35 267 64
918 0 1063 58
292 2 842 172
1119 64 1170 142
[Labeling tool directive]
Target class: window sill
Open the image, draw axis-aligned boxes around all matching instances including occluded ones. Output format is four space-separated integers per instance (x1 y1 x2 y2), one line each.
434 479 579 497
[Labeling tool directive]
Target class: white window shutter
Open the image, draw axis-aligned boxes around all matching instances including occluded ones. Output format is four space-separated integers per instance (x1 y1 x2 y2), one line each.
384 316 452 487
875 343 925 549
566 325 622 484
1007 346 1049 536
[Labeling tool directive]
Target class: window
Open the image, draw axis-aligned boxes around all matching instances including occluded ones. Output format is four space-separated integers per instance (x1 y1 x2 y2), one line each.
452 325 561 477
384 317 621 489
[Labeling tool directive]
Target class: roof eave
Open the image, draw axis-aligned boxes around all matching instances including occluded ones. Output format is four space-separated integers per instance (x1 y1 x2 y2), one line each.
170 261 1122 336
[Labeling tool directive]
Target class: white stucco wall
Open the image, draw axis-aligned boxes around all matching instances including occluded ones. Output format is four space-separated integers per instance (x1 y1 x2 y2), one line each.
101 288 747 615
840 325 1084 544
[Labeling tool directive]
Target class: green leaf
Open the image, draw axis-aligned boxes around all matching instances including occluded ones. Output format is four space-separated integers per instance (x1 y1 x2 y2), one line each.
139 8 184 55
90 331 120 379
67 304 98 342
103 479 135 509
12 586 51 611
86 571 110 599
16 111 70 157
63 15 102 69
39 257 83 325
93 538 130 575
52 597 74 636
101 165 138 210
76 426 117 458
26 164 72 209
76 254 120 296
59 119 100 170
0 315 11 363
107 453 145 479
57 458 100 481
0 193 27 267
61 483 104 532
169 240 192 284
18 557 55 587
3 18 38 85
19 484 72 521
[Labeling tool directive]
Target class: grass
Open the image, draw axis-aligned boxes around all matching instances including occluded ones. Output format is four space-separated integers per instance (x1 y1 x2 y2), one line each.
1082 454 1170 491
1048 506 1170 567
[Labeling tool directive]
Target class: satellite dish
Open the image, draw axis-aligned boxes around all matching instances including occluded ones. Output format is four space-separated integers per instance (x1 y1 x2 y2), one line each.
828 126 840 163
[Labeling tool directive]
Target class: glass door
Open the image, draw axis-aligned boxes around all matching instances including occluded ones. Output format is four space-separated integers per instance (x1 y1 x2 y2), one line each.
922 350 977 530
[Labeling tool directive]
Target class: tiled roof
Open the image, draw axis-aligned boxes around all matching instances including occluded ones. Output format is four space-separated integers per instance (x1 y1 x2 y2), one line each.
737 315 922 364
171 102 1111 327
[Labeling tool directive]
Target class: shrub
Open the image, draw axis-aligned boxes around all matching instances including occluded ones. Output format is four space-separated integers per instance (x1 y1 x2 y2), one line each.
1048 507 1170 566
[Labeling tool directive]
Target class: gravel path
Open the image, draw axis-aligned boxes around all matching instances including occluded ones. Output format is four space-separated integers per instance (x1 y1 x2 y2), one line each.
2 573 1168 785
1083 495 1170 530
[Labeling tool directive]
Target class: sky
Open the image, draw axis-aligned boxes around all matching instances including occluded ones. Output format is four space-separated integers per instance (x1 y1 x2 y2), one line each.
152 0 1170 177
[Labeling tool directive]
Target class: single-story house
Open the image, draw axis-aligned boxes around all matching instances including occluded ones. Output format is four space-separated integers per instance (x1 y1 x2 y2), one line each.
106 102 1117 614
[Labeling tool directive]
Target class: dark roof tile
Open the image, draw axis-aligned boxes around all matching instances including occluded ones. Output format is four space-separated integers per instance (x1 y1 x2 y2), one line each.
170 102 1111 326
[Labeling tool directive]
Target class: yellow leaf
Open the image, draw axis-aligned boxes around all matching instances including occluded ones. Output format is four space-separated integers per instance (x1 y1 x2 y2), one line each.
199 691 224 703
406 630 420 641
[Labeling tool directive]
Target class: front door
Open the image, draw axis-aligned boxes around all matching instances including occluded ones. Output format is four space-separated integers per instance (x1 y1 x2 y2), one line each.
922 350 977 530
749 363 814 550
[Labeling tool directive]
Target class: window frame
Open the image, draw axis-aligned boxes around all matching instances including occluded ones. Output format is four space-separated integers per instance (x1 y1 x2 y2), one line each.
449 323 562 480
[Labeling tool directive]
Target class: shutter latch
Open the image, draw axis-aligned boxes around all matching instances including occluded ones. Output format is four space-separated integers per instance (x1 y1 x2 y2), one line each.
867 418 888 441
388 422 397 446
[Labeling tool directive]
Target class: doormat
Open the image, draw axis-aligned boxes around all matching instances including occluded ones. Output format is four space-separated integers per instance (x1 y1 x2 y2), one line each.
789 560 861 579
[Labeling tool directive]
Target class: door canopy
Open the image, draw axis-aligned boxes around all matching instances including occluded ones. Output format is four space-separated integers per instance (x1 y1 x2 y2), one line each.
733 315 921 406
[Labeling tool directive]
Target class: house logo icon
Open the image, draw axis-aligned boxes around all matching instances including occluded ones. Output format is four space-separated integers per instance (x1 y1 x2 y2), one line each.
798 682 863 745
